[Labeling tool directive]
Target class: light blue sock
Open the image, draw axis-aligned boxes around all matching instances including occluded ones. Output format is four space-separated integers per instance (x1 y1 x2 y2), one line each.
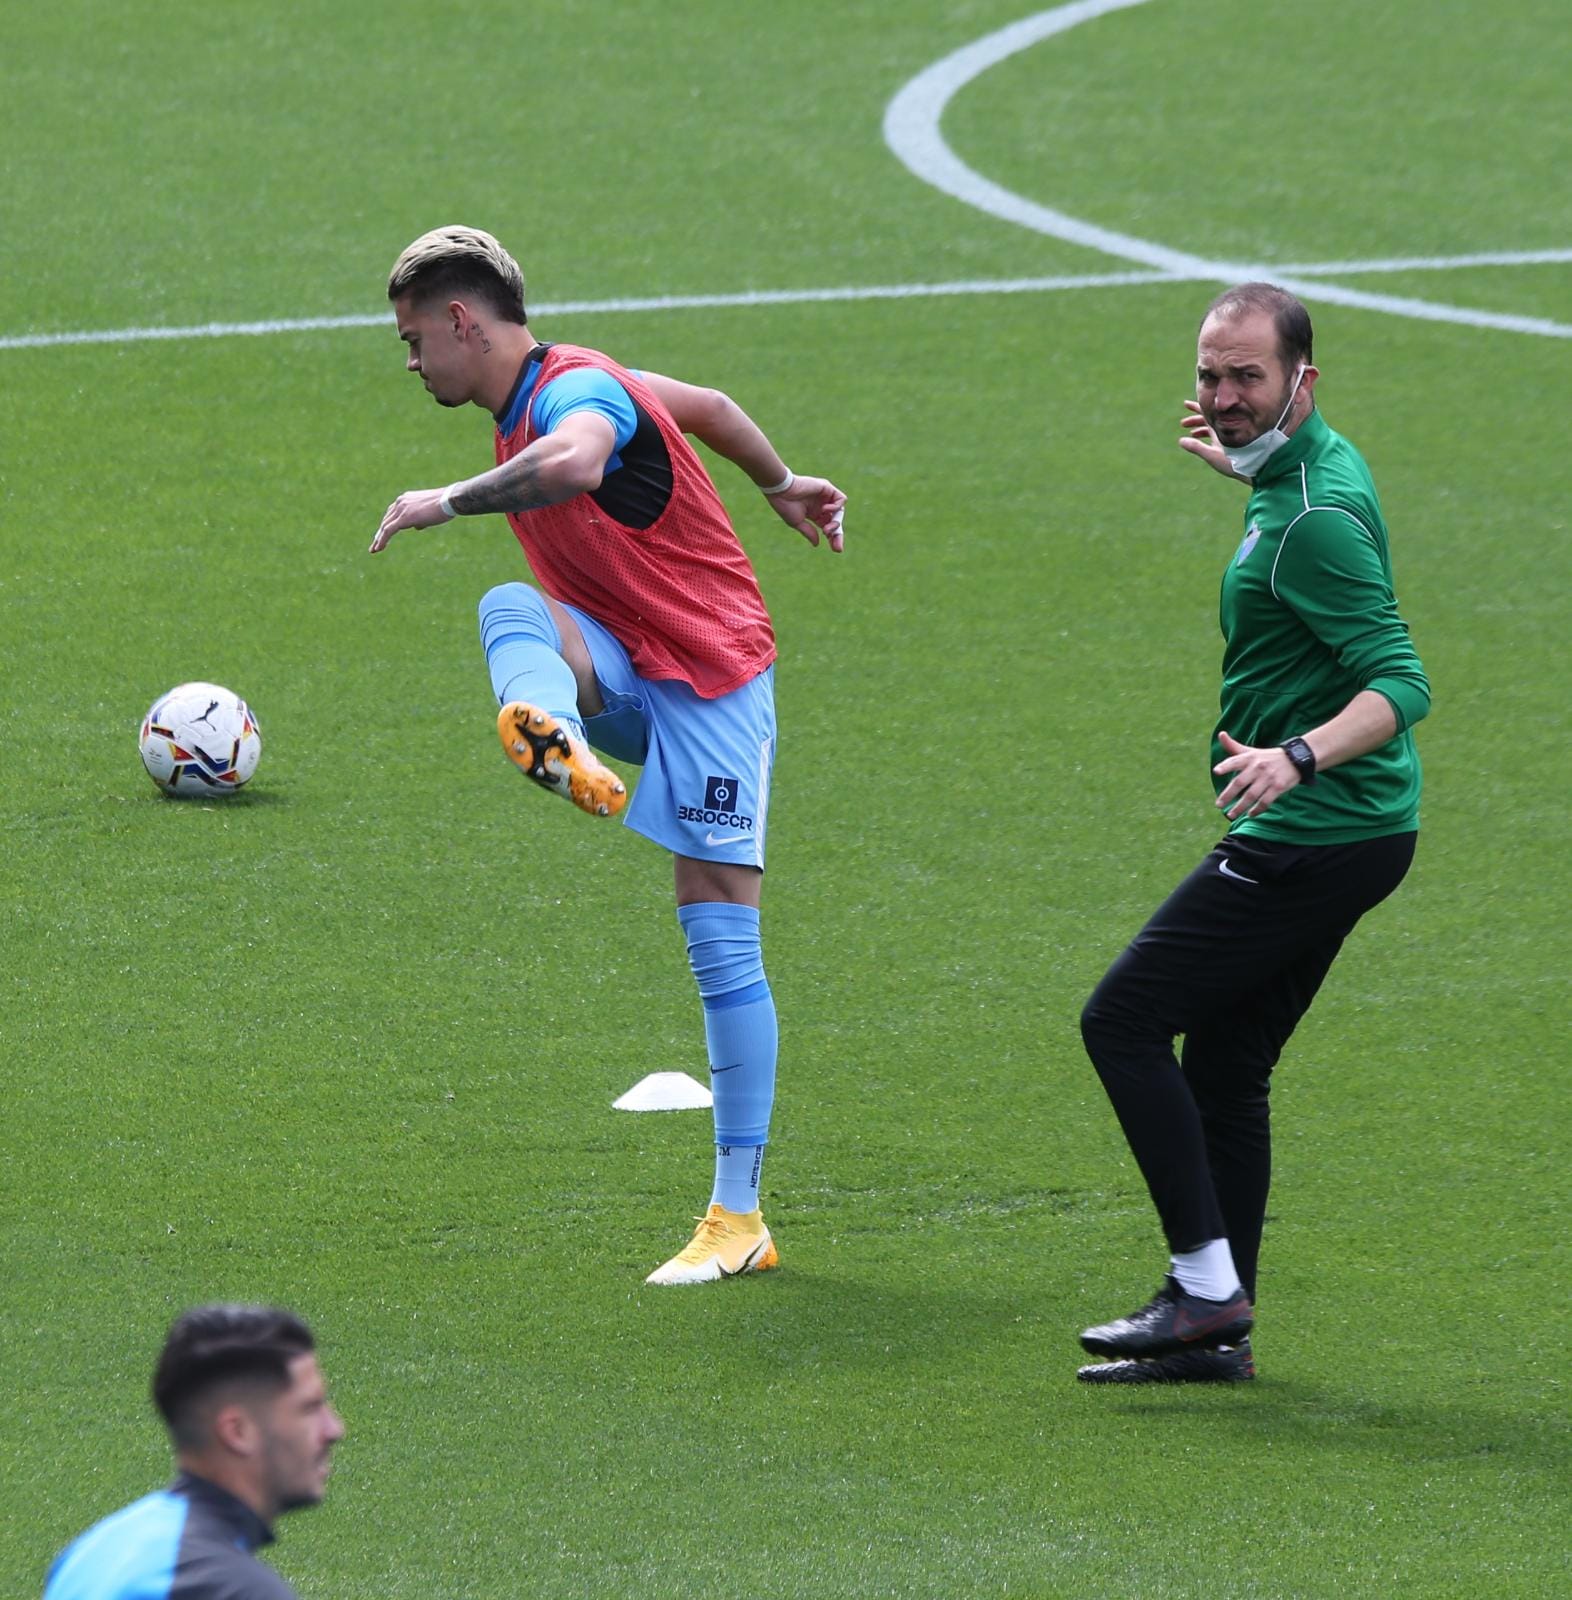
713 1143 766 1216
678 902 777 1214
478 583 583 736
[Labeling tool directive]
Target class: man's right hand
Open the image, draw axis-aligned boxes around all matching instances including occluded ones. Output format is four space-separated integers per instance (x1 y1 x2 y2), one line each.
1179 401 1250 483
370 488 453 553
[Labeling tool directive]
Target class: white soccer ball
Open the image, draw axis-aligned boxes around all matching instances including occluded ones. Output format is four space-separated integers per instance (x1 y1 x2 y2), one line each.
139 682 262 797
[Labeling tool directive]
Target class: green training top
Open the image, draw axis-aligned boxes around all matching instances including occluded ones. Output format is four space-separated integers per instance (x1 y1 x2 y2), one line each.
1215 408 1429 843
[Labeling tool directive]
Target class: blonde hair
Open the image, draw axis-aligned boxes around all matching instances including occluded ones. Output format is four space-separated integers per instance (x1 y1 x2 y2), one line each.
387 225 527 324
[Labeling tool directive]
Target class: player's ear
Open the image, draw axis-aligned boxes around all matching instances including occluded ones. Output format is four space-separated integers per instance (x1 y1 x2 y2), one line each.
447 299 468 340
211 1400 261 1459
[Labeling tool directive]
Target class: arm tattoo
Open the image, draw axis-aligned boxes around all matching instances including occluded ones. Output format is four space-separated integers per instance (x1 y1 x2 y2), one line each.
448 452 555 516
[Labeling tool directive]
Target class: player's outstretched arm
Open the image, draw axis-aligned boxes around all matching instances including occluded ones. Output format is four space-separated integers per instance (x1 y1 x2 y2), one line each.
370 415 616 553
1178 400 1251 484
640 371 846 552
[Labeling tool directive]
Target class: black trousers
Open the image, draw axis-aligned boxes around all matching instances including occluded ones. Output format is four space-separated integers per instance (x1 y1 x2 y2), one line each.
1080 830 1416 1303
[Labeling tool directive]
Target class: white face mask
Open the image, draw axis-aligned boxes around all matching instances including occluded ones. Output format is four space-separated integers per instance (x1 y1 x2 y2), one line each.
1220 364 1306 480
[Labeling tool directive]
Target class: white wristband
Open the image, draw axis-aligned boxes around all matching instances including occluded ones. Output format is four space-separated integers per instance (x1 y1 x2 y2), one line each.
759 467 794 496
439 486 459 518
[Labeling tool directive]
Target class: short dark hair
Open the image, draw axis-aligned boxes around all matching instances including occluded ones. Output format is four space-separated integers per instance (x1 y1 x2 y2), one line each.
1202 282 1313 369
387 225 528 325
152 1305 316 1446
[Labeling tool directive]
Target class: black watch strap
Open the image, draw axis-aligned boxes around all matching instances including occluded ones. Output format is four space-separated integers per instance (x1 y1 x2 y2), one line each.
1280 736 1318 785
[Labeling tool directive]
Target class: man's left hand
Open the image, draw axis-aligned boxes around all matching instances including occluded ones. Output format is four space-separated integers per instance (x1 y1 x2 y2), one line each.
370 488 453 554
1213 730 1301 818
766 475 846 553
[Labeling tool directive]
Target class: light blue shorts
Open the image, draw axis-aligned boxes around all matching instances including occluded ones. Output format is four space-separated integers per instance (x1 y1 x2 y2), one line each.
562 604 776 869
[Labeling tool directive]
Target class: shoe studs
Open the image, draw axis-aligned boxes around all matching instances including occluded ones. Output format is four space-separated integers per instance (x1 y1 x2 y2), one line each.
497 702 626 818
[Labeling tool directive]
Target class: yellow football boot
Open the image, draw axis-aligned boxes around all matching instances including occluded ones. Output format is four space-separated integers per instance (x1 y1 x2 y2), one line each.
498 702 627 817
645 1203 780 1285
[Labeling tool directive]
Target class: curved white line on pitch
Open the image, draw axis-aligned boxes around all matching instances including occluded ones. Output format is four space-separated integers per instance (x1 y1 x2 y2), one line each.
883 0 1572 339
2 254 1568 352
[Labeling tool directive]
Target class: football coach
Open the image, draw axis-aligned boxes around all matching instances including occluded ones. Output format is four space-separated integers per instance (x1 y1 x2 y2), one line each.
1075 283 1430 1384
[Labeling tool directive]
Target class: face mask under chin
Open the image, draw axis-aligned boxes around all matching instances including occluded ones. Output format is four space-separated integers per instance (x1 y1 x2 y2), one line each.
1220 365 1306 480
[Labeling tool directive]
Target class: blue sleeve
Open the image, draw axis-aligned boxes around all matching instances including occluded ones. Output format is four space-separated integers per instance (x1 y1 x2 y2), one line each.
44 1494 186 1600
529 370 638 452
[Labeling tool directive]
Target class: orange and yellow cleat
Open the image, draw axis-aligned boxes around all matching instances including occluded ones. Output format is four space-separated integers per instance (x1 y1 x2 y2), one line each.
497 702 627 817
644 1203 779 1286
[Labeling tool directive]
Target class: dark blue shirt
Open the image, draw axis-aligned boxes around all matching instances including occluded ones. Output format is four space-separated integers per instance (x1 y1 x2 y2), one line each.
44 1473 297 1600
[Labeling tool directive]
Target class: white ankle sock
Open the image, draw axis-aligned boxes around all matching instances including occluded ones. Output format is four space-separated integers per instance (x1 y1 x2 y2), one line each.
1170 1239 1243 1301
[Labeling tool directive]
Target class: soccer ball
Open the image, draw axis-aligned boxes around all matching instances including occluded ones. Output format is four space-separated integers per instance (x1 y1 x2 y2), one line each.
139 682 262 797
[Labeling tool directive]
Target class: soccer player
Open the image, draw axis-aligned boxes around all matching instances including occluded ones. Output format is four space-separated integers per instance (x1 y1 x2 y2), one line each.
44 1305 345 1599
372 225 845 1285
1076 283 1429 1383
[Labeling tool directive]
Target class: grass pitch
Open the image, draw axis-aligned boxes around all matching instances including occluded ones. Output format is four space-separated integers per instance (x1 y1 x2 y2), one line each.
3 2 1568 1596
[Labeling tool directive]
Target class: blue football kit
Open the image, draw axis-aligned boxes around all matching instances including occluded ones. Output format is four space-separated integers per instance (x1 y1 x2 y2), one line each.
44 1473 297 1600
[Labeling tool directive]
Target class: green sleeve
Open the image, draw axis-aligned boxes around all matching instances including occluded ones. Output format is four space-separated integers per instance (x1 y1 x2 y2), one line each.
1273 509 1431 731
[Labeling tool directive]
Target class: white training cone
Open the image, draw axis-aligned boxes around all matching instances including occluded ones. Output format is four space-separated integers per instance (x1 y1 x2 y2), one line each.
613 1071 713 1112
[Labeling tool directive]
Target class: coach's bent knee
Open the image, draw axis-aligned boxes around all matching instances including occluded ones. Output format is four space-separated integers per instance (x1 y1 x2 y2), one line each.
1080 980 1171 1079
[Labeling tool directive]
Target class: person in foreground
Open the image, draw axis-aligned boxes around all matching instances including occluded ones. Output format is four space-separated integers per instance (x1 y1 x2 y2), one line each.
1076 283 1430 1384
372 226 845 1285
44 1304 345 1598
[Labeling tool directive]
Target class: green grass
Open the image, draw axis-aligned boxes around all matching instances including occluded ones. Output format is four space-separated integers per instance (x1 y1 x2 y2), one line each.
3 1 1568 1596
946 0 1572 269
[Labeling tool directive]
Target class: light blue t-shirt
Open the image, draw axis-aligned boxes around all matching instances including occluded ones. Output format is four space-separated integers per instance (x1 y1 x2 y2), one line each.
499 357 640 472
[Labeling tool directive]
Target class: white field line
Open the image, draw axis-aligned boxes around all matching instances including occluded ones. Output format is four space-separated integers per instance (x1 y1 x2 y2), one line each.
882 0 1572 340
2 251 1568 353
0 274 1166 351
1282 249 1572 277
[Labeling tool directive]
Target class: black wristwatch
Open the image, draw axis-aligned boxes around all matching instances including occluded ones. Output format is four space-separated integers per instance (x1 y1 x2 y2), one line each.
1280 736 1318 785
